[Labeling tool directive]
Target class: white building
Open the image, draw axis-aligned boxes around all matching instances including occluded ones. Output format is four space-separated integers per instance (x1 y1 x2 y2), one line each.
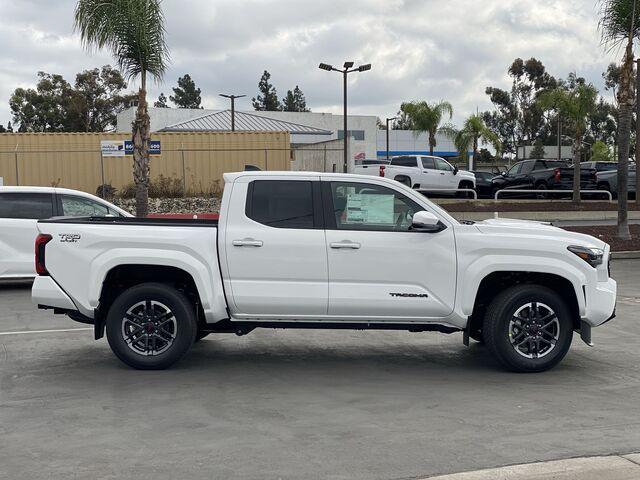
376 130 471 160
116 107 378 161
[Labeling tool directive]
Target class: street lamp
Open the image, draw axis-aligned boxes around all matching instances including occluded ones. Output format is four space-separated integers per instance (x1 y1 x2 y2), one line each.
219 94 246 132
319 61 372 173
385 117 397 161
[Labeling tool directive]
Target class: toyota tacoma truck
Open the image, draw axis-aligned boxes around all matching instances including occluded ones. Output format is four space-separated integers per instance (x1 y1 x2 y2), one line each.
32 171 616 372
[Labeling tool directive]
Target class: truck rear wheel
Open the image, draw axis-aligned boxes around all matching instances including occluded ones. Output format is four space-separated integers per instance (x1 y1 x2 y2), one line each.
483 285 573 373
105 283 197 370
394 175 411 187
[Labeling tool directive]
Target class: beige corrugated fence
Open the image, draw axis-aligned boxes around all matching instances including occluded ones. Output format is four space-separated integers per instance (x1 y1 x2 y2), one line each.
0 131 291 194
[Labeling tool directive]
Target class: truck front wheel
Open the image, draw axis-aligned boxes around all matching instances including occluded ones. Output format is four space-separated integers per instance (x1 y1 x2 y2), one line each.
105 283 198 370
483 285 573 373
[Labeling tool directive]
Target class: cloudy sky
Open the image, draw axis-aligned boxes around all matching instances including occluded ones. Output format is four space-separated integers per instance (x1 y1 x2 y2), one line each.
0 0 623 128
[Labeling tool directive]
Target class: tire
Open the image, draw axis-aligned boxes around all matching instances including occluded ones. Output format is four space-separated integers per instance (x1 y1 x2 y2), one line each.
597 183 613 200
483 285 573 373
457 181 474 199
105 283 197 370
535 183 548 199
394 176 411 187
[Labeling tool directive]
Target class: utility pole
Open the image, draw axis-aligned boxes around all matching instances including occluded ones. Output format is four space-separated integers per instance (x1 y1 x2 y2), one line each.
219 94 246 132
319 61 371 173
385 117 397 161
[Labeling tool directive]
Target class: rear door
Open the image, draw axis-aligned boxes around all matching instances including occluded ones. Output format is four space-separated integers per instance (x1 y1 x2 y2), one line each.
222 175 328 317
322 178 457 320
0 192 54 278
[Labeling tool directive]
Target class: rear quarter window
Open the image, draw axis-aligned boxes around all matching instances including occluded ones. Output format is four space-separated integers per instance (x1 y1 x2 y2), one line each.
0 193 54 219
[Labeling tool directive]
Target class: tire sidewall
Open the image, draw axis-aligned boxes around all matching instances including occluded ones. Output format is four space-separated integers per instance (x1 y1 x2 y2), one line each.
106 283 197 369
486 286 573 372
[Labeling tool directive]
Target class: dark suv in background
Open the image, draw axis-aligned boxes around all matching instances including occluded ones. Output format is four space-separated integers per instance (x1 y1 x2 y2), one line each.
491 159 597 198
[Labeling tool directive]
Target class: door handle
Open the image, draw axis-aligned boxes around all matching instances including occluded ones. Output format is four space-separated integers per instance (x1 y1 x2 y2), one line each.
330 241 361 249
233 238 263 247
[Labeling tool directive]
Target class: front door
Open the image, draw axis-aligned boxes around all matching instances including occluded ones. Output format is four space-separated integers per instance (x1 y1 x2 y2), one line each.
222 176 328 318
323 179 457 320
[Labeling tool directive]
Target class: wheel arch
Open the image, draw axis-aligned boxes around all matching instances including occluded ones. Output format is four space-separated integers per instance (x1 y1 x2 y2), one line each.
468 271 581 335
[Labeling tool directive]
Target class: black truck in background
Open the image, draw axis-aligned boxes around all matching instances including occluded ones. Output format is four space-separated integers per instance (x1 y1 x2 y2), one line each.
491 159 597 198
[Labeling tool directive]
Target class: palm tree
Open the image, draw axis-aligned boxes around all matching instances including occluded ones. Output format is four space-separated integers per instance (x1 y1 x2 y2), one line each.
599 0 639 238
447 115 501 170
539 84 598 205
75 0 169 217
400 101 453 155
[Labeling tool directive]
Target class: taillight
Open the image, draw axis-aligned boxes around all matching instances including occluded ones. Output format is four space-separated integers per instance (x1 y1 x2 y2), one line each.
379 165 386 177
554 168 561 182
35 234 52 276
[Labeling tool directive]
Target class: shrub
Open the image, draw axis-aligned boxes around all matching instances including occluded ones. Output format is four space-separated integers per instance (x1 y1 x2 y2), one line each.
148 175 184 198
118 183 136 199
96 184 117 199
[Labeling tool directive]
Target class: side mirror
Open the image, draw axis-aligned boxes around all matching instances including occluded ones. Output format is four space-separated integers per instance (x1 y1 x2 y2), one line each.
410 211 446 233
453 166 459 175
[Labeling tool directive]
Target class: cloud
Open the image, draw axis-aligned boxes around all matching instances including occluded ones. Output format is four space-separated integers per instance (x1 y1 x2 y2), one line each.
0 0 622 128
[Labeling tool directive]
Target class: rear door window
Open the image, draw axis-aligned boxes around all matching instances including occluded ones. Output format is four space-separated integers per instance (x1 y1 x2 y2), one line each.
246 180 316 229
0 193 54 219
60 195 110 217
421 157 435 169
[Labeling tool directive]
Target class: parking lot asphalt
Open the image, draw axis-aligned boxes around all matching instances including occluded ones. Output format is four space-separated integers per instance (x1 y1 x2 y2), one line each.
1 262 639 480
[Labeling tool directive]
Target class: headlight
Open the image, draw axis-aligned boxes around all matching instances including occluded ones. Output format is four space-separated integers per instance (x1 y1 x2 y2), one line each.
567 245 604 267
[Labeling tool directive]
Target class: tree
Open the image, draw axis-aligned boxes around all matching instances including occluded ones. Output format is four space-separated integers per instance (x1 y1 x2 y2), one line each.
592 140 614 161
282 85 309 112
598 0 639 239
68 65 133 132
0 122 11 133
400 101 453 155
154 93 169 108
530 140 546 159
10 67 131 133
10 72 74 132
252 70 281 111
447 115 501 169
392 109 413 129
170 74 202 109
484 58 558 156
539 83 598 204
75 0 169 218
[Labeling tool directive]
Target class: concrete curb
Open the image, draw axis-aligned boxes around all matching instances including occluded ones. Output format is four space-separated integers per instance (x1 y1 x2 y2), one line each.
422 454 640 480
612 251 640 260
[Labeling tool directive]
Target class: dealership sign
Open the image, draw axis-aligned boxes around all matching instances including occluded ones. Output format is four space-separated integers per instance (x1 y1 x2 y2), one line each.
100 140 126 157
101 140 161 157
124 140 161 156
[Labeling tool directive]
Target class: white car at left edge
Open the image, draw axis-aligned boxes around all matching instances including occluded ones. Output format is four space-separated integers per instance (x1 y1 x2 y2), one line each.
0 186 131 280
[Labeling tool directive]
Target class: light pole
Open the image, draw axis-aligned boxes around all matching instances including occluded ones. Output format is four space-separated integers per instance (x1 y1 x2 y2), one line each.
385 116 397 161
319 61 371 173
219 94 246 132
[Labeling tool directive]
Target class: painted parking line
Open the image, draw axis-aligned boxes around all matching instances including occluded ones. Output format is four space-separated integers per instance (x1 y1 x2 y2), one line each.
0 327 92 336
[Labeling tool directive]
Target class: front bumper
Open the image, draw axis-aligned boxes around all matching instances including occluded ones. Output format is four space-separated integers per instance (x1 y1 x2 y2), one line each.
581 277 617 327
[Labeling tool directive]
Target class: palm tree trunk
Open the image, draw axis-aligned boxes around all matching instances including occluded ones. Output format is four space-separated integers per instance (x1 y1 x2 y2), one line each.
472 136 478 170
616 41 634 240
572 137 581 205
429 131 435 156
132 71 150 218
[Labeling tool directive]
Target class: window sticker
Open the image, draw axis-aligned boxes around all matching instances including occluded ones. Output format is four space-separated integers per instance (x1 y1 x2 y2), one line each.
345 194 395 224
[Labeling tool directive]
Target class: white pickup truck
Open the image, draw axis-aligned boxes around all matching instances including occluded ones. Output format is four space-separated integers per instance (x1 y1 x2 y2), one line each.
32 171 616 372
355 155 476 195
